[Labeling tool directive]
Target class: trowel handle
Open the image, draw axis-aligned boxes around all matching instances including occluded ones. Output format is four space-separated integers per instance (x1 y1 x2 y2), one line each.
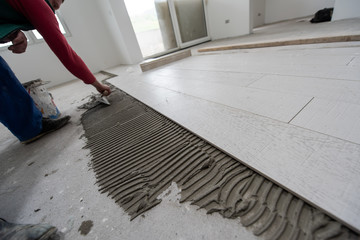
102 90 109 96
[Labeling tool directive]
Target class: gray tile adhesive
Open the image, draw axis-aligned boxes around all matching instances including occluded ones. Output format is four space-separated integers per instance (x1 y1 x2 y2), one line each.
81 88 359 240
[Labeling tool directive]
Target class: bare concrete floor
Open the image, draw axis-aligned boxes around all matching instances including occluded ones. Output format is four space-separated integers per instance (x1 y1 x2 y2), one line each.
1 18 360 239
0 78 258 240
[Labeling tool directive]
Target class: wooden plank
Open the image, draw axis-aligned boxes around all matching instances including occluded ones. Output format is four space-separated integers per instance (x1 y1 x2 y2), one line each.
183 51 356 68
197 35 360 53
107 75 360 233
140 49 191 72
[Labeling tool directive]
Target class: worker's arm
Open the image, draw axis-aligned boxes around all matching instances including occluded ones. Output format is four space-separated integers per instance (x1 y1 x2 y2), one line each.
6 0 110 95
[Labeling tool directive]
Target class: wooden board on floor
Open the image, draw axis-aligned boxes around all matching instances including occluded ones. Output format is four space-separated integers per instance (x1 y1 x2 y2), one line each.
140 49 191 72
197 35 360 53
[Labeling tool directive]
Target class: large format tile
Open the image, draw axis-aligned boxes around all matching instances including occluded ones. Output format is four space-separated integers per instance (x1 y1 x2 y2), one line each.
141 72 312 122
108 75 360 232
291 98 360 144
106 42 360 232
248 75 360 104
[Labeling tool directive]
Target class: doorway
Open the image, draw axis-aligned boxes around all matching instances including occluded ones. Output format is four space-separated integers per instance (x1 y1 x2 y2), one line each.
124 0 210 58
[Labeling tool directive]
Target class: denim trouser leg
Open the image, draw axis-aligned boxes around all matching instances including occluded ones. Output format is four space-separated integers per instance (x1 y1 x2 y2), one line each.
0 56 42 141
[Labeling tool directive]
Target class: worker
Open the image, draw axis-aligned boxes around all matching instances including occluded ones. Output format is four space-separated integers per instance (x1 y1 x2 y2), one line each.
0 0 111 238
0 0 111 144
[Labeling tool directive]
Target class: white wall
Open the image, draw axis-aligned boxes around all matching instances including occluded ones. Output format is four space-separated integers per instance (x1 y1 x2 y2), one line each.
107 0 143 64
3 0 255 88
206 0 251 40
332 0 360 21
1 0 140 88
252 0 266 28
265 0 335 24
2 0 346 88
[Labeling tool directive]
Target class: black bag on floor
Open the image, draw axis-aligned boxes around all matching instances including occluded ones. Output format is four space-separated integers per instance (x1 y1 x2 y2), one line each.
310 8 333 23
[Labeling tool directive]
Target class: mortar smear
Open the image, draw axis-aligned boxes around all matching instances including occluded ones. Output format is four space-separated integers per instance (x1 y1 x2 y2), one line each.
81 89 359 240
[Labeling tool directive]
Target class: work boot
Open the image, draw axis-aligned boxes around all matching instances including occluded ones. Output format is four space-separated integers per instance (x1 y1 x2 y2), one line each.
21 115 71 144
0 218 57 240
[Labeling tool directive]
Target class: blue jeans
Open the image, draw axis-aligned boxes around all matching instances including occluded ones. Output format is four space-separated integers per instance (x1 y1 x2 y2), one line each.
0 56 42 141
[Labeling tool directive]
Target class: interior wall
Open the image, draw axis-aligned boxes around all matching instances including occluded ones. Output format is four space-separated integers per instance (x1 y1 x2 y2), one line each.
108 0 143 64
252 0 266 28
265 0 335 24
2 0 346 88
0 0 135 88
2 0 254 88
206 0 251 40
332 0 360 21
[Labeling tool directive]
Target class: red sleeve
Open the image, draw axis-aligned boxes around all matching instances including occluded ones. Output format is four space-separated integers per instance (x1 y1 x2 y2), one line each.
6 0 96 84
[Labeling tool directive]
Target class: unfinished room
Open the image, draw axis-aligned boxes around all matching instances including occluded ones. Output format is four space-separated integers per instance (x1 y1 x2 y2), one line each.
1 0 360 239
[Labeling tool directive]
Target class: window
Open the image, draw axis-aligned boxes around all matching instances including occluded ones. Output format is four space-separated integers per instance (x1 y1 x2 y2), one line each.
31 14 69 40
0 32 31 49
0 12 70 50
0 42 12 49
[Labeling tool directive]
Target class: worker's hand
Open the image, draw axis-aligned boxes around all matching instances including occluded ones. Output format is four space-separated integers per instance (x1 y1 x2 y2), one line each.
8 31 28 54
91 80 111 96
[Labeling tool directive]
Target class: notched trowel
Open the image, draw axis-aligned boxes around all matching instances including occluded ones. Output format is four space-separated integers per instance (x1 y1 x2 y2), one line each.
99 91 110 105
78 90 110 110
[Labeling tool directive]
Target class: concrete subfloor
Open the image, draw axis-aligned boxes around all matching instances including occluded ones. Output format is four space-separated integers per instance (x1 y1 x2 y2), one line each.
1 18 360 239
0 79 258 240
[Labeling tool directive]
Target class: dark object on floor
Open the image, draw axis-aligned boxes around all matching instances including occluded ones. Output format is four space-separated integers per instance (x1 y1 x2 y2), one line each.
78 220 93 236
0 218 57 240
310 8 333 23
